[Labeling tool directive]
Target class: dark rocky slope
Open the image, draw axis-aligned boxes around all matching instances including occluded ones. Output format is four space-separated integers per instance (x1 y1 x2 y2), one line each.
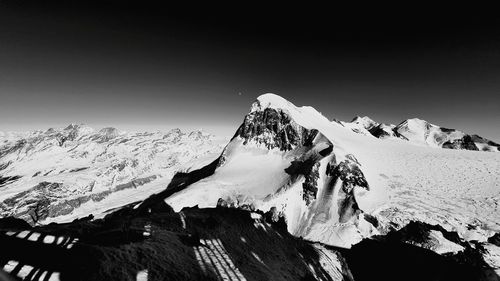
0 204 353 281
1 205 498 281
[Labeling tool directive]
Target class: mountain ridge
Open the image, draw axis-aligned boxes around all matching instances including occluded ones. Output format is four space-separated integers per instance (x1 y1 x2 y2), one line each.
341 114 500 152
0 125 226 225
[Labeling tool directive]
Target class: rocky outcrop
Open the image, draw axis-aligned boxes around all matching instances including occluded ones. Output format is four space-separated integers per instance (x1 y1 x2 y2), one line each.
471 134 500 151
285 154 323 205
443 135 479 151
235 107 319 151
302 162 320 205
0 175 21 188
216 197 256 211
369 124 397 138
1 175 158 225
326 157 369 223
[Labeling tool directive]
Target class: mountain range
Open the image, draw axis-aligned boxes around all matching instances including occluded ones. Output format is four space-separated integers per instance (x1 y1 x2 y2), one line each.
0 125 226 225
0 94 499 280
341 115 500 152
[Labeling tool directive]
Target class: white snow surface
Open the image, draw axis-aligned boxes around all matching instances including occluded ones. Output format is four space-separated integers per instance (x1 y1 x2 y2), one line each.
352 116 378 128
167 93 500 248
0 125 227 223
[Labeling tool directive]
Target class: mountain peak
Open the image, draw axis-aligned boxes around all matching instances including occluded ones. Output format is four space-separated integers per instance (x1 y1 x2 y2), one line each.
398 118 431 127
350 116 379 129
351 115 373 122
251 93 295 112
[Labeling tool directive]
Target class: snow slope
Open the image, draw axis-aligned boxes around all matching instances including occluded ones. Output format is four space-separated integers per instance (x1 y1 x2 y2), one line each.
0 125 226 224
166 94 500 250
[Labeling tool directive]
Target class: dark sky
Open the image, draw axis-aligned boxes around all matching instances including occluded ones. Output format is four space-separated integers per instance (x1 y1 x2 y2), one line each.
0 2 499 140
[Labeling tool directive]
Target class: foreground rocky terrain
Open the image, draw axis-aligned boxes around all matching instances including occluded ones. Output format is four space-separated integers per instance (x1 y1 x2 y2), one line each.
1 198 498 281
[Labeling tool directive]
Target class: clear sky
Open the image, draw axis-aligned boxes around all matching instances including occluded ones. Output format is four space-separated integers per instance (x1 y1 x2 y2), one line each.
0 2 499 140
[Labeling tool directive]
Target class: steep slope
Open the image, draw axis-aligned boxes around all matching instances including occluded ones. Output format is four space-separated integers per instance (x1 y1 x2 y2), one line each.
0 125 226 225
167 94 383 247
368 123 399 139
165 94 500 251
394 118 467 148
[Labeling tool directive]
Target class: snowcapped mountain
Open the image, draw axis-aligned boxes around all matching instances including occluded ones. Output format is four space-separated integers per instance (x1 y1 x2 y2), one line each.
340 116 379 137
167 94 383 247
341 116 500 152
1 94 499 280
0 125 226 224
163 94 500 274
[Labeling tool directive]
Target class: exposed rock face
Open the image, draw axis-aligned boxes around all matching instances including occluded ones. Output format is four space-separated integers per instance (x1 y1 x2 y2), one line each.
0 175 21 188
443 135 479 151
235 107 318 151
471 134 500 151
216 197 256 211
326 157 369 223
369 124 397 138
285 154 323 205
327 157 368 190
302 162 320 205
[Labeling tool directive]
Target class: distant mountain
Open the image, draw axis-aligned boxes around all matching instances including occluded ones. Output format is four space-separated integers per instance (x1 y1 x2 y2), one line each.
0 125 226 224
341 116 500 152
